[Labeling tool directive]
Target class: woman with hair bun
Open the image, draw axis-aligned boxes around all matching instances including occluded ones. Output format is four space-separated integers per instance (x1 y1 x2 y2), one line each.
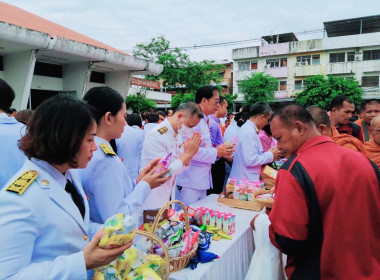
79 86 170 224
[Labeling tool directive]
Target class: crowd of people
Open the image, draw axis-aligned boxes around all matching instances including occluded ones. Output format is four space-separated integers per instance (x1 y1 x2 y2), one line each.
0 76 379 279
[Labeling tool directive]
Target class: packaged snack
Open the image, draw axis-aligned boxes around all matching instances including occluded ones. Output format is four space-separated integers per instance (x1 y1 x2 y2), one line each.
262 165 278 180
115 247 137 277
99 213 136 249
129 267 162 280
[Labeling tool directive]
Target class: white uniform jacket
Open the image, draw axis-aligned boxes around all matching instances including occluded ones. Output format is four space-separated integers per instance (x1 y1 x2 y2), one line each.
140 119 186 209
0 159 90 280
78 137 151 224
116 125 144 182
229 120 273 182
176 114 217 190
0 113 26 189
223 121 240 142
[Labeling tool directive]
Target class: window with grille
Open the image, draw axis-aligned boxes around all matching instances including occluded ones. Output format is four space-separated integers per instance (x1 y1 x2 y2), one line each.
347 52 355 62
363 49 380 61
295 80 303 90
362 76 379 87
329 53 345 63
238 61 250 71
279 81 287 90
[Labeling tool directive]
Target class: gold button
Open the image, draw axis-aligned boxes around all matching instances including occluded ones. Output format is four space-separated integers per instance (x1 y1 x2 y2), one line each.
41 179 49 186
84 235 88 241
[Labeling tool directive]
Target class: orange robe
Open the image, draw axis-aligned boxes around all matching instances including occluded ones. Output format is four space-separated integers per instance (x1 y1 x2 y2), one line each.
354 119 372 142
364 139 380 169
331 127 366 154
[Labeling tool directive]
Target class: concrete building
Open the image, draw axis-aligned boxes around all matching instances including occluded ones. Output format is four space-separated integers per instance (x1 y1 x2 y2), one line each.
211 59 233 95
232 15 380 104
0 2 164 110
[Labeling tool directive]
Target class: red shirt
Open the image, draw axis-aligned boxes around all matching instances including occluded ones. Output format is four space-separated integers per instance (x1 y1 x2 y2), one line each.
269 136 380 280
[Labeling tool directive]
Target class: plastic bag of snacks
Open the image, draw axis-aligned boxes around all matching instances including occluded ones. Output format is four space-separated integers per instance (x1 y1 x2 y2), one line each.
93 247 167 280
98 213 137 249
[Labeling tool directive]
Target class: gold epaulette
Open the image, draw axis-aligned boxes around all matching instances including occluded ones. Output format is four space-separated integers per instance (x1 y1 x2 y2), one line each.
100 143 116 156
6 170 39 195
158 126 168 135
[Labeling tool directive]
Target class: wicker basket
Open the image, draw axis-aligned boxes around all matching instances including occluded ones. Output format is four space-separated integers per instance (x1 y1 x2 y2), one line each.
133 229 170 280
253 189 274 208
217 193 263 211
151 200 198 272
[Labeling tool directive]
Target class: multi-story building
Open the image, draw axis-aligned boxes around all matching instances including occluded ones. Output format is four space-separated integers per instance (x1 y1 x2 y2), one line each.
0 2 165 110
232 15 380 105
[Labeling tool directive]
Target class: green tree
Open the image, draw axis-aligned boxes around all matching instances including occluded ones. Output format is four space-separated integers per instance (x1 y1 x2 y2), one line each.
223 93 238 111
295 75 362 109
125 94 156 113
241 72 278 105
170 93 195 110
133 35 225 94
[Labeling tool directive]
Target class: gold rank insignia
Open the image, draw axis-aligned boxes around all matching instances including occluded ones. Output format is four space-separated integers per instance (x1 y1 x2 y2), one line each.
158 126 168 135
255 127 260 134
6 170 39 195
99 143 116 156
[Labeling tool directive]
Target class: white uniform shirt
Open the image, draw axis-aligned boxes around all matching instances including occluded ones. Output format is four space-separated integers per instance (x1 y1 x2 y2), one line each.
78 136 151 224
0 113 26 189
229 120 273 182
0 159 90 280
224 121 240 142
140 118 185 209
176 114 218 190
116 125 144 181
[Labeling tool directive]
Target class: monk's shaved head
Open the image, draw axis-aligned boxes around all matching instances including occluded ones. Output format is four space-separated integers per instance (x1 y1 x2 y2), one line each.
371 115 380 128
307 105 331 129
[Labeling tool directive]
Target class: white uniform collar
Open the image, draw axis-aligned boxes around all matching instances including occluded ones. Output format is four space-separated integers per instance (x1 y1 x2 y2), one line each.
30 158 67 190
0 113 18 124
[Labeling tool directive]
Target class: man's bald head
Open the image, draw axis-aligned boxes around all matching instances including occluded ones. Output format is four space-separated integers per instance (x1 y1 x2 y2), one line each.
371 115 380 146
271 105 320 158
272 104 315 128
307 105 332 136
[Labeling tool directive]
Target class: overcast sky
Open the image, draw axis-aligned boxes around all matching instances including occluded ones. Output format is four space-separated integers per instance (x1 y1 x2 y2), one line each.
4 0 380 61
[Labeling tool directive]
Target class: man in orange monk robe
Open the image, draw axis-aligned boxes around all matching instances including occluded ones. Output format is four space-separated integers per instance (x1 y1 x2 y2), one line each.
307 105 365 154
365 115 380 169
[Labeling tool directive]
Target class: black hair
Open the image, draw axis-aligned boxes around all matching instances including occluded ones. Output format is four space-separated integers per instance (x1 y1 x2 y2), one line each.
19 95 94 167
362 99 380 111
146 113 159 123
83 86 124 124
330 95 353 111
237 112 250 127
157 111 166 117
262 123 272 136
0 78 15 111
273 104 314 128
195 85 219 104
127 113 142 128
219 96 226 104
250 101 271 117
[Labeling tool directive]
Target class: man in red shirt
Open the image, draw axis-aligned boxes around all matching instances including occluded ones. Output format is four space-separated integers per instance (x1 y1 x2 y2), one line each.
252 105 380 280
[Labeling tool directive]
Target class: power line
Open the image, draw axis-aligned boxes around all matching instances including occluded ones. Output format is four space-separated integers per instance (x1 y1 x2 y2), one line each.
172 28 325 51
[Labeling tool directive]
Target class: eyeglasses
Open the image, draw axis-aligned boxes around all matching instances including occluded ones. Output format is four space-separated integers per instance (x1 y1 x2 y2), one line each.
210 99 220 104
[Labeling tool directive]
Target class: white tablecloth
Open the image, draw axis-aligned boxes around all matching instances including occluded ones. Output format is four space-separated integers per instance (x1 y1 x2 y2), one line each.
169 194 259 280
